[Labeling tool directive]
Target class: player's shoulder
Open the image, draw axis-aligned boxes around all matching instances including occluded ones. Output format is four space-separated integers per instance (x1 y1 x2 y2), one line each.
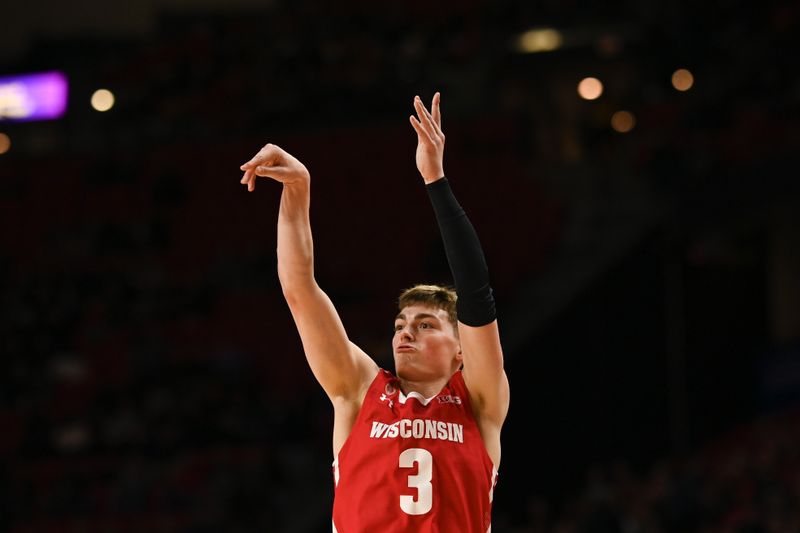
371 368 399 391
446 370 476 409
357 368 400 407
448 369 467 389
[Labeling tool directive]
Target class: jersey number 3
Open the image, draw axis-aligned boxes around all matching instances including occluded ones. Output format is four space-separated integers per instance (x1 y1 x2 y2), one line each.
399 448 433 515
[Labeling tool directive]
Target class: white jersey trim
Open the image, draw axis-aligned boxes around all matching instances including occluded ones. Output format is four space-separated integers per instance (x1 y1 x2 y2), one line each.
332 456 340 486
398 390 437 406
486 464 498 532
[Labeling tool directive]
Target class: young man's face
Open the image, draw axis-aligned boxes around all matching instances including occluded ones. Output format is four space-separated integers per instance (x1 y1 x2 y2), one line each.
392 304 462 382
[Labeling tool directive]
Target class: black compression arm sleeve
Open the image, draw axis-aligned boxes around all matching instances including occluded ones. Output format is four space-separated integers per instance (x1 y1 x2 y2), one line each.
426 177 496 327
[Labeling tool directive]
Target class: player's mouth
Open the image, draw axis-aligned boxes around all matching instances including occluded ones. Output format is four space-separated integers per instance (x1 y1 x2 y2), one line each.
396 344 416 352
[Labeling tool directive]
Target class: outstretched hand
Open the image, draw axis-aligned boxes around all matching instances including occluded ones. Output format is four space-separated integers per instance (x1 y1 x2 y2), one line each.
239 143 310 192
410 92 445 184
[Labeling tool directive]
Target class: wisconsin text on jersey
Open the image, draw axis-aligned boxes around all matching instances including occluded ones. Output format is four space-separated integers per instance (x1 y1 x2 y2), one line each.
369 419 465 443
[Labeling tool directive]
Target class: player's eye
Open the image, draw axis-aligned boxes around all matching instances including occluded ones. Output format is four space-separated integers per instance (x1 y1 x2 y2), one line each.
419 322 431 329
394 324 404 332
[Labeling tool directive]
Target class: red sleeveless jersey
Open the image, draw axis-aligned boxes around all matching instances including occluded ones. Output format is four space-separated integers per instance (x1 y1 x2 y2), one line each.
332 369 497 532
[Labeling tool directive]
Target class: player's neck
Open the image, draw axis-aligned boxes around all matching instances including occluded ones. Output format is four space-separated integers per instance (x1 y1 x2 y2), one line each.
398 375 451 400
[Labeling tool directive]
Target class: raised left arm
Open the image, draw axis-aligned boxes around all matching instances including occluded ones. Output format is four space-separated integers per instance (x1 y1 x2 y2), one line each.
410 93 510 430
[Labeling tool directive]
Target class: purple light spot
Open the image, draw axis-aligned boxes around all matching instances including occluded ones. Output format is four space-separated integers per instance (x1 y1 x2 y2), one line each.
0 71 69 122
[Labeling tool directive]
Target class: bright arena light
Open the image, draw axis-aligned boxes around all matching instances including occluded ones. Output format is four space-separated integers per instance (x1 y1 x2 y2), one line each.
0 71 68 122
517 28 563 53
0 132 10 154
611 111 636 133
578 77 603 100
671 69 694 91
91 89 115 112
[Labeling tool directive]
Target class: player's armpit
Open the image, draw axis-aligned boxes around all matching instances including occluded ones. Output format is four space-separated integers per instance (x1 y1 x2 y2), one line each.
458 320 510 428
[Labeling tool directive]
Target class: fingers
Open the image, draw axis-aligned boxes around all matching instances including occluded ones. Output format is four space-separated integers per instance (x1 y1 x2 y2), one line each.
239 165 287 193
238 162 281 193
254 164 292 185
413 97 437 138
239 167 256 192
414 95 444 141
412 95 446 153
240 168 252 191
255 164 283 176
431 92 442 128
414 96 433 129
239 143 284 193
240 143 283 170
409 115 433 143
237 143 311 192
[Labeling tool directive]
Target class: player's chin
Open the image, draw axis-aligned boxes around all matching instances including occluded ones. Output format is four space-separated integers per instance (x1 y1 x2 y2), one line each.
394 356 417 375
395 358 434 381
393 353 411 368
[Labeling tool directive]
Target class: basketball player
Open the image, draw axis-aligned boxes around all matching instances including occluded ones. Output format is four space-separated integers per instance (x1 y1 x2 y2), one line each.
239 93 509 532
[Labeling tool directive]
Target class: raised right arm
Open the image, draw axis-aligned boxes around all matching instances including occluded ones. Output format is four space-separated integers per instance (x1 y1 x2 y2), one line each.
240 144 378 403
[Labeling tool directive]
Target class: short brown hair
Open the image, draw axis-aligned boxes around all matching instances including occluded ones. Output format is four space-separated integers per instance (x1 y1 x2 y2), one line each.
398 284 458 328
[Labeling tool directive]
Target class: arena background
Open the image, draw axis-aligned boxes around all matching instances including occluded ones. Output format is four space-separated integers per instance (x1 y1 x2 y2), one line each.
1 0 799 531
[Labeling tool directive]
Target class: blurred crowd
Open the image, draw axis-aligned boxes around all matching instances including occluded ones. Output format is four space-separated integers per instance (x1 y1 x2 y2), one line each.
2 0 800 531
503 409 800 533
